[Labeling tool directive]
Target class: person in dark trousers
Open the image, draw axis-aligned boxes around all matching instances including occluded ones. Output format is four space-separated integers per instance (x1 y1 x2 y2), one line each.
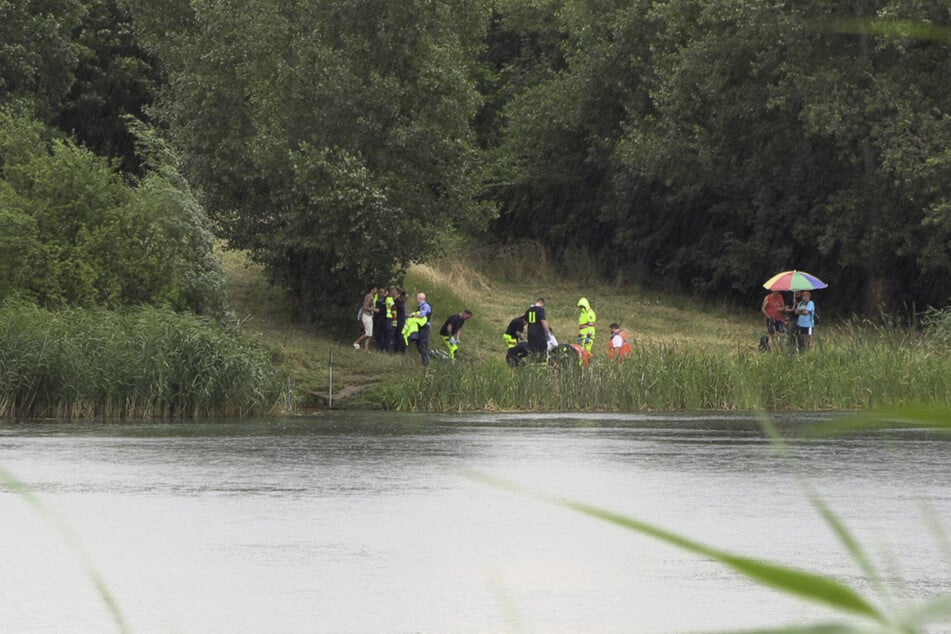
373 285 387 351
525 298 550 361
439 309 473 360
382 286 398 352
394 290 408 353
793 290 816 351
414 292 432 366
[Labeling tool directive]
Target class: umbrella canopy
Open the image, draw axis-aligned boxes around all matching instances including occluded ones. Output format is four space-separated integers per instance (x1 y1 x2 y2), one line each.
763 270 828 291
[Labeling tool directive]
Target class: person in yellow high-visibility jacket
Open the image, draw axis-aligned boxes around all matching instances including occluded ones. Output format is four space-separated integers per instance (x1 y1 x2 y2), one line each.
577 297 596 354
383 287 398 352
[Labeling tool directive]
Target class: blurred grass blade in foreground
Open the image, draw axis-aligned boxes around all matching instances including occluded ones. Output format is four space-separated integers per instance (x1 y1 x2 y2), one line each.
471 472 885 623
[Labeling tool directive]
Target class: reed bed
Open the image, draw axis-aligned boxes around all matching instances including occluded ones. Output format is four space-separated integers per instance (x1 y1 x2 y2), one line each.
0 303 279 419
370 330 951 412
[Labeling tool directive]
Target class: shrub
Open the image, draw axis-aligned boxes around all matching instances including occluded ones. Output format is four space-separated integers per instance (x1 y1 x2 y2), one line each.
0 303 279 419
0 107 231 321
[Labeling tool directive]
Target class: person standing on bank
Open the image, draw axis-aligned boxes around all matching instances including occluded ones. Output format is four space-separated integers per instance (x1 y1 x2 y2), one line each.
394 290 408 354
577 297 596 354
525 298 551 361
383 286 398 352
607 323 632 360
373 285 387 351
793 290 816 351
414 292 432 366
761 289 788 350
440 309 473 360
353 284 375 351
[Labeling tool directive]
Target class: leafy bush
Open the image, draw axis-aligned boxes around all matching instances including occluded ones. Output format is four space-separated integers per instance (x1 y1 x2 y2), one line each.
0 107 231 320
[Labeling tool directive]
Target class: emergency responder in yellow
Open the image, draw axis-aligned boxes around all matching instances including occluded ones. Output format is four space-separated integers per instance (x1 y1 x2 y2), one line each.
577 297 596 354
383 287 397 352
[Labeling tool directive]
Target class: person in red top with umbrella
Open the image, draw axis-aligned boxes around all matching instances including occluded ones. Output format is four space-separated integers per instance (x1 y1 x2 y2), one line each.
762 270 827 352
761 289 790 350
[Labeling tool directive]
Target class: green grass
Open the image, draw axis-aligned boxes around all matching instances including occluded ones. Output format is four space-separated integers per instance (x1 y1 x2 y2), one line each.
0 302 280 418
219 242 951 412
364 337 951 412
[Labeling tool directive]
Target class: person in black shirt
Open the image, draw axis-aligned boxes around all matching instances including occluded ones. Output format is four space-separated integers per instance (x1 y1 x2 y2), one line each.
525 298 550 361
504 313 529 367
439 310 472 359
503 314 527 350
394 290 407 353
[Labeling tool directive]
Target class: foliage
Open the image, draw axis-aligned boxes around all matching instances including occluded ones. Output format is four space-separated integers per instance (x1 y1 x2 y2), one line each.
0 0 86 118
130 0 496 326
0 302 279 419
0 0 159 175
0 107 231 319
54 0 162 174
485 0 951 313
5 0 951 327
922 305 951 346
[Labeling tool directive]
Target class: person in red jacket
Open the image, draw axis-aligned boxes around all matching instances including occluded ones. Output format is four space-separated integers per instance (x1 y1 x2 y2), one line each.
760 289 790 350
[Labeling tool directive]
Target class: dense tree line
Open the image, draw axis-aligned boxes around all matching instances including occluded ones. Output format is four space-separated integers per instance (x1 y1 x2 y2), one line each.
2 0 948 323
486 0 951 314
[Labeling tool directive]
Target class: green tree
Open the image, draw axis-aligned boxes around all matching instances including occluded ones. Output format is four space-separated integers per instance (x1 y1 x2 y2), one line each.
488 0 951 311
1 0 161 175
0 0 85 118
132 0 495 325
54 0 161 174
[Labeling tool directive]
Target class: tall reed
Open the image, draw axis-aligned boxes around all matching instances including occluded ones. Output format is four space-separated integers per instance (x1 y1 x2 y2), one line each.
0 303 280 418
368 329 951 412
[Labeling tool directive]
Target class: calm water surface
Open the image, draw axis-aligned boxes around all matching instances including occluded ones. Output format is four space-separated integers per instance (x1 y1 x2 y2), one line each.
1 412 949 633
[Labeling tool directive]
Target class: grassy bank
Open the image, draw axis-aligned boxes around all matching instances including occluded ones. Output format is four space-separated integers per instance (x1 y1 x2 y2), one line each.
222 244 951 413
369 336 951 412
0 303 279 418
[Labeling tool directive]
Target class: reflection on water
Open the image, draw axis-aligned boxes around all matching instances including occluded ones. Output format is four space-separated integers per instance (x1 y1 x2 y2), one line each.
1 413 949 633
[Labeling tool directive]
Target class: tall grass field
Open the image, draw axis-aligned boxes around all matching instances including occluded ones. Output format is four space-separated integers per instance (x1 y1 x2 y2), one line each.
367 326 951 412
0 303 279 418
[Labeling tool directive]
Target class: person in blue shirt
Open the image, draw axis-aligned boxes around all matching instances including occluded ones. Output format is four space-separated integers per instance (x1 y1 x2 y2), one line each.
793 290 816 351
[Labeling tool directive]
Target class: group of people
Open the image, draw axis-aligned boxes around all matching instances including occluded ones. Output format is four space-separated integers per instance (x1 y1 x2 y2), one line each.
352 285 471 367
354 289 633 367
502 297 632 367
355 284 818 366
760 289 817 351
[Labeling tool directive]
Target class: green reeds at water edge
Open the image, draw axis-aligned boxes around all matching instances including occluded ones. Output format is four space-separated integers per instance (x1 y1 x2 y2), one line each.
0 304 280 419
372 337 951 412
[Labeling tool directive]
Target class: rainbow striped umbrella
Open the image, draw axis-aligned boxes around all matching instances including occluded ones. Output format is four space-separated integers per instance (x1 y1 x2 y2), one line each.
763 270 828 291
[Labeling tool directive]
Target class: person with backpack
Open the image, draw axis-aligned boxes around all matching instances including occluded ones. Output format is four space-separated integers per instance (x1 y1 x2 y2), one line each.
793 290 816 351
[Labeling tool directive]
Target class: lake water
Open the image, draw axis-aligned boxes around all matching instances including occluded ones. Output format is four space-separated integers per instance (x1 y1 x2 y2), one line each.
1 412 949 633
